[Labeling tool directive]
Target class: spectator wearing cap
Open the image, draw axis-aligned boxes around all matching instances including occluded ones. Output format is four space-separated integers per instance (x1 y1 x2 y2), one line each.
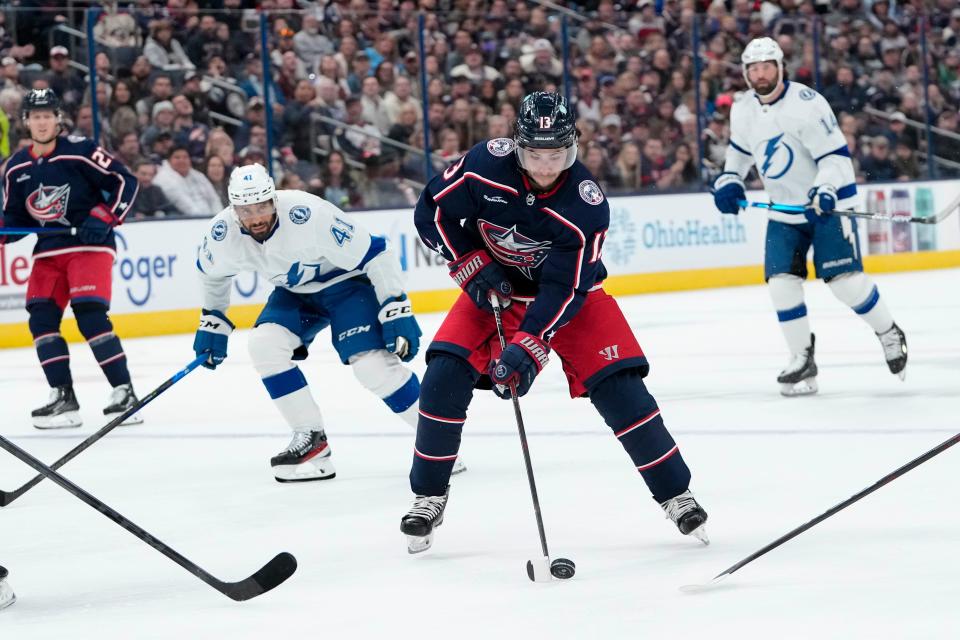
154 144 223 215
629 0 666 42
128 159 184 218
347 51 373 95
140 100 176 149
179 71 210 125
294 14 333 69
859 136 901 182
171 94 210 164
520 39 563 85
135 73 174 127
598 114 624 158
823 66 869 116
46 46 85 111
400 50 420 79
885 111 917 149
144 20 195 71
144 130 174 165
449 44 502 84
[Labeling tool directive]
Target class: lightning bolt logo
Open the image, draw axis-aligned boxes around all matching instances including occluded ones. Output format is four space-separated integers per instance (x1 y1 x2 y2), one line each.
760 134 794 180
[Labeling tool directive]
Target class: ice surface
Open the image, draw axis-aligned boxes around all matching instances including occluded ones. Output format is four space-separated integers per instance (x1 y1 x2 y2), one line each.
1 269 958 638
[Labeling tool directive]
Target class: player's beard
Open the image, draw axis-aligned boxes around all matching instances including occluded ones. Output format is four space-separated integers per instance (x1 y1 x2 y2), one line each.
752 78 778 97
243 215 277 241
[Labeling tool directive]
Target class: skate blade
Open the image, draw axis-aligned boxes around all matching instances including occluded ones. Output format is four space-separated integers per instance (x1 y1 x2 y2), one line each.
689 525 710 546
451 457 467 475
406 532 434 554
33 411 82 429
896 369 906 381
273 457 336 483
780 377 818 397
109 411 144 426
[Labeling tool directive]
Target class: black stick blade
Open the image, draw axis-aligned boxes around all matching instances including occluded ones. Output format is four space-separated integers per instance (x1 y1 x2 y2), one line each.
220 552 297 601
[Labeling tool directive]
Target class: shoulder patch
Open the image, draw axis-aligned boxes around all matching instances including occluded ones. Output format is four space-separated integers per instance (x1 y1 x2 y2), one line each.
66 134 87 144
486 138 515 157
289 205 311 224
211 219 228 241
798 88 816 101
578 180 604 206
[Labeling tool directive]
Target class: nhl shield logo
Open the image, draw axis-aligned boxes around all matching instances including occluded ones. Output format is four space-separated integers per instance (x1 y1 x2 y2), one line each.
578 180 604 206
486 138 515 157
477 218 551 279
25 183 71 222
289 205 311 224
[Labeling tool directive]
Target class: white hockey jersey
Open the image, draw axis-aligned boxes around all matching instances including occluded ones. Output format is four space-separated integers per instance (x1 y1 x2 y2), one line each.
196 189 405 311
724 81 857 225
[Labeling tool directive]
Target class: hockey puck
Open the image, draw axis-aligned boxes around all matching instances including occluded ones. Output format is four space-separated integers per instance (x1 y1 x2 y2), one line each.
550 557 576 580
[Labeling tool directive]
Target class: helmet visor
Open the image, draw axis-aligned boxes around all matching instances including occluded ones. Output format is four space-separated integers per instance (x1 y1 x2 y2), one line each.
516 142 578 174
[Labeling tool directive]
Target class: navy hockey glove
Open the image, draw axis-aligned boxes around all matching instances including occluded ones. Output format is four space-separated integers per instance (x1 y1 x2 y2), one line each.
449 249 513 314
490 332 550 399
78 204 118 244
378 294 422 362
193 309 234 369
712 172 746 215
805 185 837 224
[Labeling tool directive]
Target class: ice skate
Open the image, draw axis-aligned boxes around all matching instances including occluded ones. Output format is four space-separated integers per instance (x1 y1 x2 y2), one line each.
0 566 15 611
400 487 449 554
103 383 143 426
661 490 709 545
271 430 336 482
32 385 82 429
877 323 907 380
777 333 818 397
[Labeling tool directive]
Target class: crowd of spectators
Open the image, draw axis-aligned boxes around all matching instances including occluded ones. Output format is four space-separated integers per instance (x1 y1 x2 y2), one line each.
0 0 958 215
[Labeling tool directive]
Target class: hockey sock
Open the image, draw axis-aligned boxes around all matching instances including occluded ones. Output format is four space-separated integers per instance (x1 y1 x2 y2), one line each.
768 274 812 354
249 323 327 431
349 350 420 428
28 302 71 387
827 272 895 334
73 303 131 387
590 370 692 503
410 355 477 496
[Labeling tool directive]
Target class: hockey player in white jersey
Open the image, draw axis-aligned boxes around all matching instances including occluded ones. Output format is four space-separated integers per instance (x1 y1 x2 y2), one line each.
712 37 907 396
193 164 462 481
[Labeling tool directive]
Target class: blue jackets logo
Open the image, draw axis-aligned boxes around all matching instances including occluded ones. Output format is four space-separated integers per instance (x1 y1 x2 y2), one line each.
211 219 227 240
26 183 71 222
477 218 551 279
289 205 311 224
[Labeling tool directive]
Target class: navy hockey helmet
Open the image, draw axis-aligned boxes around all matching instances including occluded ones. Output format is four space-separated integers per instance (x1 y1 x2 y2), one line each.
514 91 578 172
21 88 61 120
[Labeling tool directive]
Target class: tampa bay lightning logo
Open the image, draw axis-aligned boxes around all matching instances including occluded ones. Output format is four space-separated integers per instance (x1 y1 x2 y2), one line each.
211 219 227 241
799 88 816 101
477 219 551 279
275 261 325 287
289 205 311 224
761 133 794 180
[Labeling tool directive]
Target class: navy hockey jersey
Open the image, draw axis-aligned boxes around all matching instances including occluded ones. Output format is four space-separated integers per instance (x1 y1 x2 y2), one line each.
2 135 139 258
414 138 609 341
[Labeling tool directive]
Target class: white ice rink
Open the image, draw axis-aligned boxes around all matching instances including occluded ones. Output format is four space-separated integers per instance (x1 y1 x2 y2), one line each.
1 268 958 639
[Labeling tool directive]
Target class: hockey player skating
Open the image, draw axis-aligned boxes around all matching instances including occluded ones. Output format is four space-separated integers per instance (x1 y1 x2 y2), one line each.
1 88 143 428
193 164 463 481
399 92 707 553
0 565 14 610
712 38 907 396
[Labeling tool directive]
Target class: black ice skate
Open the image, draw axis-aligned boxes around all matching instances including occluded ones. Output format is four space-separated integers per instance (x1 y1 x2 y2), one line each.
660 490 709 545
400 487 449 554
103 383 144 426
777 333 818 397
271 430 335 482
877 323 907 380
0 565 15 611
32 385 82 429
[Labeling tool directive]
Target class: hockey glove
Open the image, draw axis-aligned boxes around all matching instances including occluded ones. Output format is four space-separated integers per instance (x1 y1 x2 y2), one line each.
449 249 513 314
193 309 234 369
712 172 746 215
78 204 118 244
490 332 550 399
805 185 837 224
378 294 422 362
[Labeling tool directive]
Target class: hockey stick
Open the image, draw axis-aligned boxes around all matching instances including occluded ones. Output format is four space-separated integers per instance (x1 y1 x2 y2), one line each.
490 295 573 582
0 227 77 236
0 354 207 507
0 434 296 601
737 193 960 224
681 431 960 593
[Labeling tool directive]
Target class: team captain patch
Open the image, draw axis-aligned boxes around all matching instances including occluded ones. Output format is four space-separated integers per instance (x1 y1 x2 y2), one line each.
486 138 515 157
578 180 604 205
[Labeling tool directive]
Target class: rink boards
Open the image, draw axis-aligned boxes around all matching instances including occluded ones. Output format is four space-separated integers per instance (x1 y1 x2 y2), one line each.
1 179 958 348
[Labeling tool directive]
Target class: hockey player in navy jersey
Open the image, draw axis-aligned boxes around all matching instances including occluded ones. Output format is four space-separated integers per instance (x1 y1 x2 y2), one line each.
713 38 908 396
399 92 708 553
1 88 142 428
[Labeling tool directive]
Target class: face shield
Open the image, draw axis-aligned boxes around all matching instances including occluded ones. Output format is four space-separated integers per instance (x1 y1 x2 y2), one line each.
515 142 578 176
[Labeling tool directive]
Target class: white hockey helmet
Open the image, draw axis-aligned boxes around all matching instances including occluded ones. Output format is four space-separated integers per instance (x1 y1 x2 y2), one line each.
228 163 277 210
741 37 784 92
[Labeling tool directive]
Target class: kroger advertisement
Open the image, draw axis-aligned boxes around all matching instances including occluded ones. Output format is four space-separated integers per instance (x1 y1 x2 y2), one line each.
1 180 958 330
